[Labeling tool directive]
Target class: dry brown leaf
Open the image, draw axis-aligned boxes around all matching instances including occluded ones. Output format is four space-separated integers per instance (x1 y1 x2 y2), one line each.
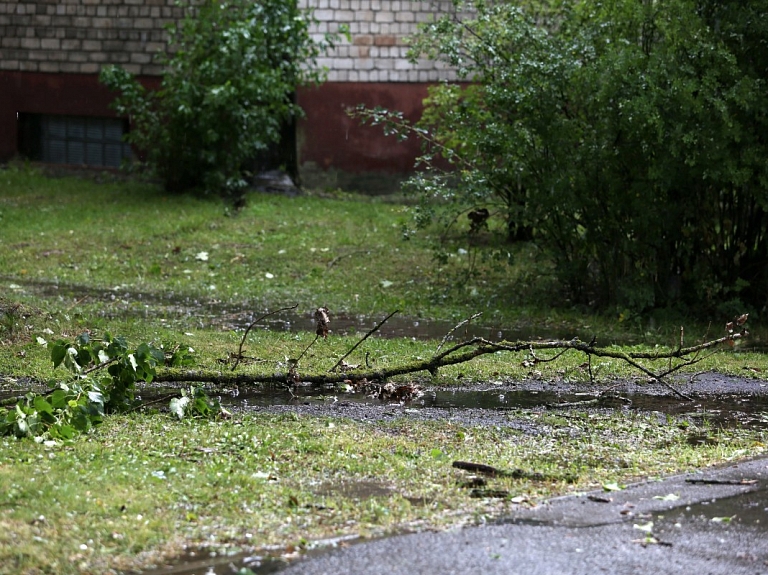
315 307 330 338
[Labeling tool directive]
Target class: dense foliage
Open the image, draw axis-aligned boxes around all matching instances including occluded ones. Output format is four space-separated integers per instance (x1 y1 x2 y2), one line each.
100 0 338 196
362 0 768 316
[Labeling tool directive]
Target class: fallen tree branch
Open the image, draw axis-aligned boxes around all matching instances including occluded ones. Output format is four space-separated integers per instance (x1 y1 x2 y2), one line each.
685 478 758 486
151 326 748 402
436 312 482 353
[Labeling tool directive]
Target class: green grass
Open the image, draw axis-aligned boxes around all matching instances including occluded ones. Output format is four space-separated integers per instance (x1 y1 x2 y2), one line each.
1 411 765 574
0 162 700 341
1 164 768 574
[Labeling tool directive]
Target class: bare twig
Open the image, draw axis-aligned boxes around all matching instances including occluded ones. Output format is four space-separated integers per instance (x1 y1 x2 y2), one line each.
127 392 180 413
327 249 374 269
296 334 319 363
231 303 299 371
329 310 400 372
436 312 483 353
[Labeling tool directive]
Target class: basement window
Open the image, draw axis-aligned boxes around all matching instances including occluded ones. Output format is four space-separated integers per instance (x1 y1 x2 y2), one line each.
18 113 132 168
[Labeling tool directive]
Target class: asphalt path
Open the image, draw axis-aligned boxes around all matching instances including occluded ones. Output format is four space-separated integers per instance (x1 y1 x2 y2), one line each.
277 455 768 575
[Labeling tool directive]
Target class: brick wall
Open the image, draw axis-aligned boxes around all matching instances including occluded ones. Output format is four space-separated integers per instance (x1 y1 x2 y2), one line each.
0 0 457 81
0 0 185 76
300 0 457 82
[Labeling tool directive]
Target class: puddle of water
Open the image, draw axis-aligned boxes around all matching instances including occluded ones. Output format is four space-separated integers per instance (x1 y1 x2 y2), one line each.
169 386 768 430
140 534 364 575
3 276 623 343
313 479 430 507
656 488 768 535
140 549 285 575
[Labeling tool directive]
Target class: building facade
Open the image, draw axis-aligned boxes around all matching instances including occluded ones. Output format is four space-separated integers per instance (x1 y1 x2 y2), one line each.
0 0 456 191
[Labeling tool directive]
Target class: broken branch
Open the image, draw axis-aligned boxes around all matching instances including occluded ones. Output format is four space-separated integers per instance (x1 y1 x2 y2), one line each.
157 325 748 400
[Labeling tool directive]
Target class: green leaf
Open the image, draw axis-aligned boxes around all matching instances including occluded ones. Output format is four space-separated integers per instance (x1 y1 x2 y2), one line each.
633 521 654 533
50 389 69 409
50 340 69 368
33 395 53 414
653 493 680 502
55 424 76 440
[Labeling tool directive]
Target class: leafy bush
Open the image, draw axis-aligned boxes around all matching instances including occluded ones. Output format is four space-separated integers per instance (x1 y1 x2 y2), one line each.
100 0 339 196
359 0 768 315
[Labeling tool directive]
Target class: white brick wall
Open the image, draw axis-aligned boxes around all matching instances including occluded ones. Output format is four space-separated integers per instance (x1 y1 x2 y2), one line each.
0 0 459 82
300 0 458 82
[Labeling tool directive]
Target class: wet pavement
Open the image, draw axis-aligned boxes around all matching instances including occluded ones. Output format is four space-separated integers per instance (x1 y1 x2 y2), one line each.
276 455 768 575
142 455 768 575
213 384 768 431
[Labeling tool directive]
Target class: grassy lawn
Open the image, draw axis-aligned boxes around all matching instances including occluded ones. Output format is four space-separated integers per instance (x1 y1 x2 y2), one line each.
1 164 767 574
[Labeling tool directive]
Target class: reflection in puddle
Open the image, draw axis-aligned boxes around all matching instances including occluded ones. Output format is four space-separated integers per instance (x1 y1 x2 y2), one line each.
140 549 284 575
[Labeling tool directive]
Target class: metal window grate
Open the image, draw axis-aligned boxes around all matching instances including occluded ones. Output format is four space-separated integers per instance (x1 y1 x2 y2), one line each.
32 115 132 168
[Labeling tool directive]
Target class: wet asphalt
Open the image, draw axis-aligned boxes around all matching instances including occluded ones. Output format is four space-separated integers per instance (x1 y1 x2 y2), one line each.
277 455 768 575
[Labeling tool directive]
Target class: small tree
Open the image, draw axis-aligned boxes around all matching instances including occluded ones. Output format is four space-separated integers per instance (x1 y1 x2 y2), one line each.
100 0 339 196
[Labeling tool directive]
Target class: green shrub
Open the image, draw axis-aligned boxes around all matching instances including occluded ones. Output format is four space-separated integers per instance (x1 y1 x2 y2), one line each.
100 0 340 196
359 0 768 315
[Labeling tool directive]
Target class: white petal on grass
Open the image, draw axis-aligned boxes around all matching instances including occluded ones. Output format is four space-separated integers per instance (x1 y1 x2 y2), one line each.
195 251 209 261
265 272 274 279
380 280 394 288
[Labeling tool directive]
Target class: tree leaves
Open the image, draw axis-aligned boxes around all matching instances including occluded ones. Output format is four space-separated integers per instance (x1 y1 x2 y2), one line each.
169 387 224 421
1 333 195 441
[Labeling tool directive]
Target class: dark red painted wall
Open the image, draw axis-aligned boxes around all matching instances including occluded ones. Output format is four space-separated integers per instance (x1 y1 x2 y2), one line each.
296 82 431 174
1 72 434 178
0 72 160 161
